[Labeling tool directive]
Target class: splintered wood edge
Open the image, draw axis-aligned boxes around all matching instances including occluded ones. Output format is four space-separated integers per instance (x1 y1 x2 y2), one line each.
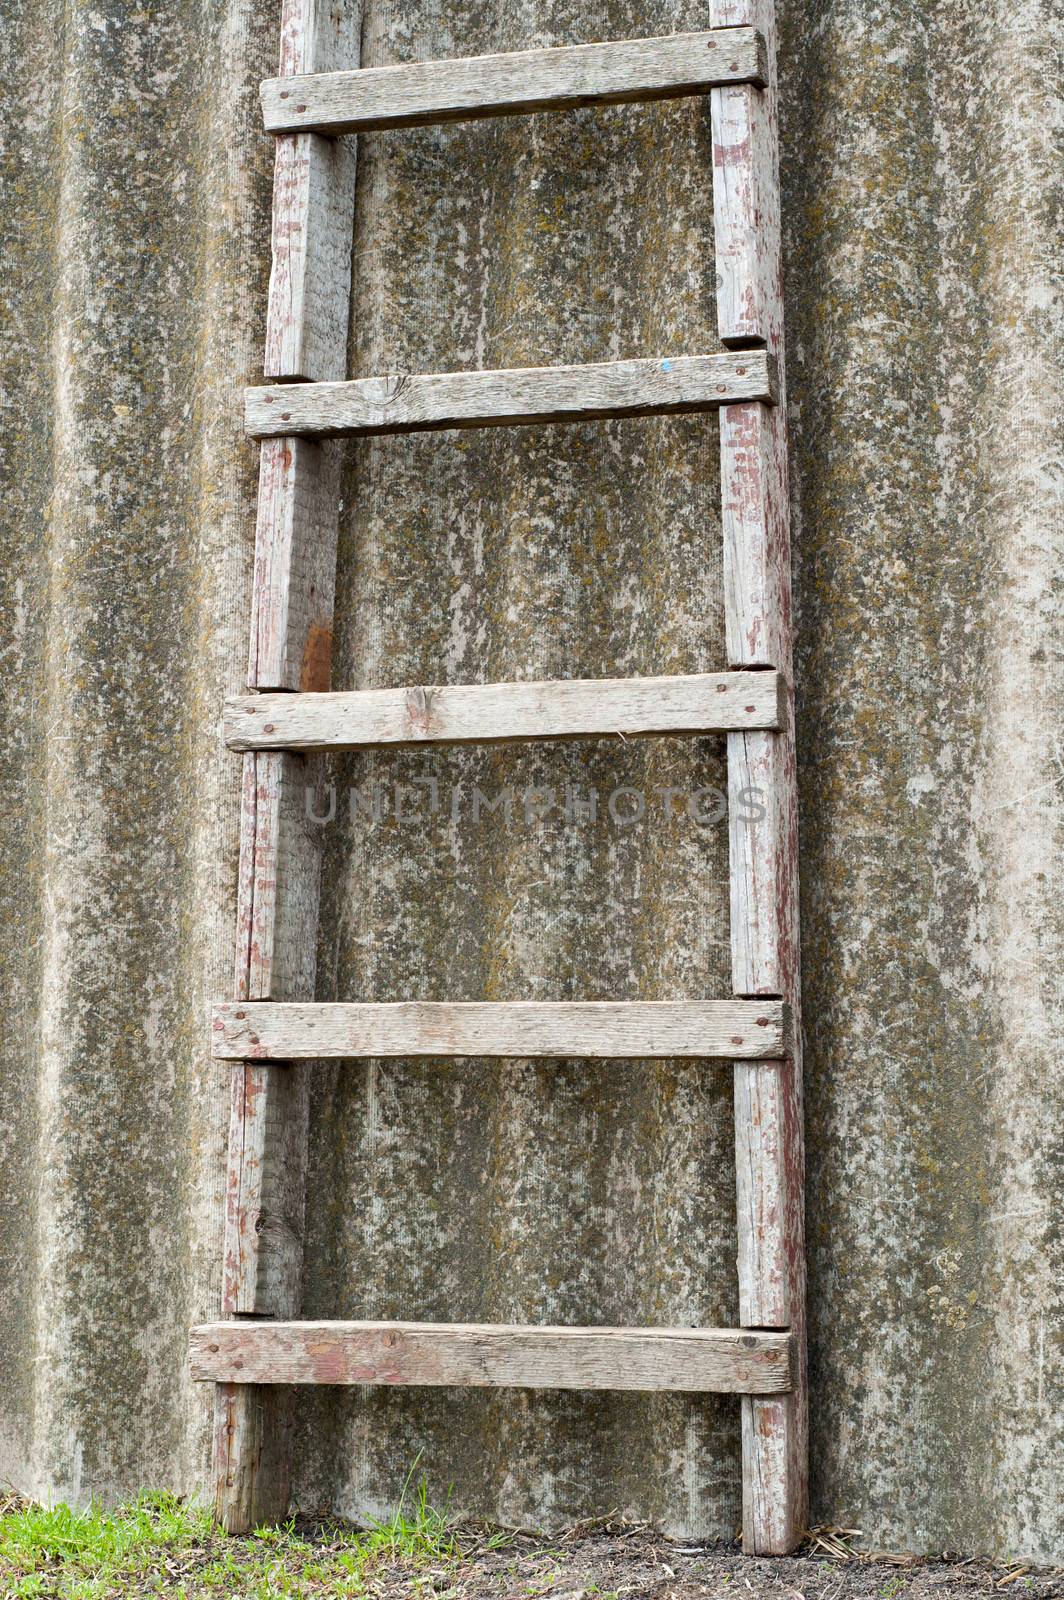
191 1321 795 1393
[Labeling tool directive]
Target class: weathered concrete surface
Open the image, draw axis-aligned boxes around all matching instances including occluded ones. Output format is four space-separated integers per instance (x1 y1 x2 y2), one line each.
0 0 1061 1562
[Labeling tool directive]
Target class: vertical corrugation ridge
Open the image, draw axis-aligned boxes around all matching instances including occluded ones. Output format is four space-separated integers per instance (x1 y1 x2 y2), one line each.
12 0 277 1504
31 0 86 1505
24 0 235 1503
974 0 1064 1559
174 0 279 1496
0 0 66 1503
784 0 1064 1561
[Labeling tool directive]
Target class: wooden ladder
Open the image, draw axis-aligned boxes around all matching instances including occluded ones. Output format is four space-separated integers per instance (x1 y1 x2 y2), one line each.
191 0 805 1554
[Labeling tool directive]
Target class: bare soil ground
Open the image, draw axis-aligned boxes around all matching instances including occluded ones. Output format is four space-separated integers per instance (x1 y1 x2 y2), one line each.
363 1526 1063 1600
273 1517 1064 1600
3 1494 1062 1599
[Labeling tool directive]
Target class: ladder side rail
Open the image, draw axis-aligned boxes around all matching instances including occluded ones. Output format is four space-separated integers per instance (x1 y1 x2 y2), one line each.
712 0 809 1556
215 0 363 1534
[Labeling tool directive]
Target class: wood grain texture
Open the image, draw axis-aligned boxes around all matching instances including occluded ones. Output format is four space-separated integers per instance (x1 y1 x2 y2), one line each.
220 753 319 1529
734 1063 802 1330
212 1383 292 1544
713 0 808 1556
233 751 322 1003
215 0 362 1537
222 1056 309 1320
710 75 775 346
245 353 777 439
224 671 784 751
248 437 343 692
261 29 766 135
264 0 360 381
727 728 797 1001
225 693 332 1527
252 0 358 687
212 1000 792 1062
721 401 789 669
264 133 357 382
191 1321 795 1394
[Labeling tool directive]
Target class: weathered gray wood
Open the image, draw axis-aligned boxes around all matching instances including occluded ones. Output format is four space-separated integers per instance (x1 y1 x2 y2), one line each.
191 1321 795 1394
233 751 322 1002
253 0 358 686
212 1384 283 1541
721 402 789 670
225 671 783 751
248 438 342 692
264 136 357 382
215 0 362 1538
245 353 777 439
728 728 797 1000
713 0 808 1556
264 0 359 381
212 999 791 1061
261 28 766 135
734 1063 801 1328
710 58 775 345
222 1056 307 1319
220 752 321 1533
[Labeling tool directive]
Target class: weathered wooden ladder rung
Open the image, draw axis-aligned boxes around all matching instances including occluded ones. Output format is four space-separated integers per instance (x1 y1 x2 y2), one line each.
246 352 776 439
192 1322 795 1393
201 0 805 1559
212 1000 792 1060
224 671 784 750
261 27 767 134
